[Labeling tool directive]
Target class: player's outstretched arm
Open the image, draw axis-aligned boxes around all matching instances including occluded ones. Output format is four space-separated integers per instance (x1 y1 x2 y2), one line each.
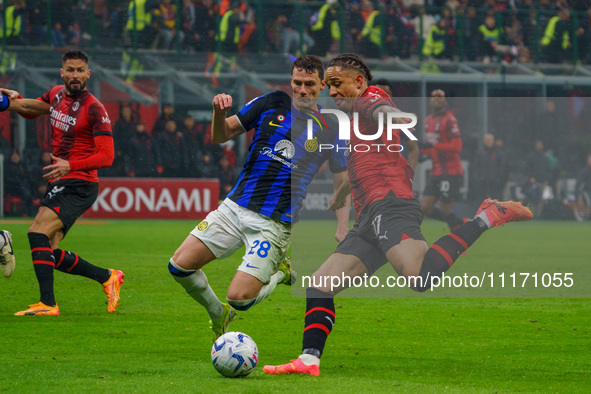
331 171 351 242
0 88 50 116
211 93 245 143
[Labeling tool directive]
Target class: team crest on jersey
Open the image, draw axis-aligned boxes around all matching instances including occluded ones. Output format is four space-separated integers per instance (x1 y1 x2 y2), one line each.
304 109 328 152
72 101 80 111
197 221 208 231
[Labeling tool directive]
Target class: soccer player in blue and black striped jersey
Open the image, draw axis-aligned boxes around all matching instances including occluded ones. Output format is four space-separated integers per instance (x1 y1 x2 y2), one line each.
168 55 350 342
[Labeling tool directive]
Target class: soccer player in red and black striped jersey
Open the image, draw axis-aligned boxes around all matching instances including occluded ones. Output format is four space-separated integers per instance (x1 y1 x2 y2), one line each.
0 50 124 316
263 53 533 376
420 89 466 231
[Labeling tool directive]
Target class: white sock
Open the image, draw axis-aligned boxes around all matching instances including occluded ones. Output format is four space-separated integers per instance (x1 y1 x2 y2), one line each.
476 212 492 229
299 354 320 366
170 259 223 320
252 270 285 306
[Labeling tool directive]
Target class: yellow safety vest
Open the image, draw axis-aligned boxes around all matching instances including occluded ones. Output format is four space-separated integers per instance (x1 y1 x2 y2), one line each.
311 4 341 40
478 24 500 43
422 24 445 56
126 0 152 32
361 10 381 46
216 10 240 44
541 16 569 50
0 6 22 38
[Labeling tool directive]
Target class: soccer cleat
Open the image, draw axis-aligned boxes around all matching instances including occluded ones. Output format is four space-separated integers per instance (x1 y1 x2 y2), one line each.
476 198 533 228
263 358 320 376
15 302 60 316
0 230 15 278
102 269 125 313
279 256 297 286
210 303 236 343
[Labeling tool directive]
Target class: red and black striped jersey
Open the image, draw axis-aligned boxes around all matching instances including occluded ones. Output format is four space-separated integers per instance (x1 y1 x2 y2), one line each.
40 85 113 182
423 110 463 177
348 86 415 217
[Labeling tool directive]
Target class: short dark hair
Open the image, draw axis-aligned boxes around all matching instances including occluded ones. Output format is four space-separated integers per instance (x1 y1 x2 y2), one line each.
292 55 324 81
62 50 89 64
327 53 373 82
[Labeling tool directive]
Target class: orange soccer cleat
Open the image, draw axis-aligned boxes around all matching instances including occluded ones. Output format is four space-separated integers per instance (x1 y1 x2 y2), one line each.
263 358 320 376
102 269 125 313
15 302 60 316
476 198 533 228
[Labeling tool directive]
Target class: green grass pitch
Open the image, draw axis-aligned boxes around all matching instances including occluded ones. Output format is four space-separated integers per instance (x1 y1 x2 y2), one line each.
0 218 589 392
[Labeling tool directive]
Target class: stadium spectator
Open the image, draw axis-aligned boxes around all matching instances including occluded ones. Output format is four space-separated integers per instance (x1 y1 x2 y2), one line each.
522 140 552 216
180 114 204 177
472 133 507 200
575 152 591 201
477 15 504 61
344 1 365 53
540 9 573 63
107 0 128 40
157 119 189 177
51 0 80 47
0 0 26 46
152 0 185 50
106 103 137 177
420 89 466 231
167 55 350 344
422 15 452 60
125 122 161 177
199 152 219 178
180 0 197 50
216 0 242 53
151 103 177 138
358 4 383 58
29 151 53 202
26 0 48 46
263 53 533 377
218 155 235 199
4 150 34 216
124 0 158 49
309 0 341 56
0 50 124 316
192 0 217 52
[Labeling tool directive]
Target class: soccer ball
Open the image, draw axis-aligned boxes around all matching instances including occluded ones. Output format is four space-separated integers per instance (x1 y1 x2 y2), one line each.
211 332 258 377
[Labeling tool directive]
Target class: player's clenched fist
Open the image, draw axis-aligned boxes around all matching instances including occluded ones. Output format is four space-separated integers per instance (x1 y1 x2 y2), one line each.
213 93 233 112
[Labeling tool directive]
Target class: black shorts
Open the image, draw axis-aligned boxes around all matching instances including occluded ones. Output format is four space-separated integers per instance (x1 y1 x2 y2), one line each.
334 192 425 275
40 179 99 236
423 175 462 203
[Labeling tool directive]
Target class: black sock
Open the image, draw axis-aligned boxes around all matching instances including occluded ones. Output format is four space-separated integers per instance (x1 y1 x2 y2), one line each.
443 212 463 231
417 220 487 292
28 232 56 306
54 249 111 283
302 288 335 358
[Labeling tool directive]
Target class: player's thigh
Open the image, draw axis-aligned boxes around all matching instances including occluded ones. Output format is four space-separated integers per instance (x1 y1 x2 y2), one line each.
438 200 454 216
421 195 438 215
28 206 64 238
310 252 369 295
172 234 217 270
186 201 245 267
385 238 428 278
226 270 264 301
237 212 291 286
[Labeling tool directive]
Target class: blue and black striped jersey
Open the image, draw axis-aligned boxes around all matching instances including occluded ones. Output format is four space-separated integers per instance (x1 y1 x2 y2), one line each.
229 90 346 223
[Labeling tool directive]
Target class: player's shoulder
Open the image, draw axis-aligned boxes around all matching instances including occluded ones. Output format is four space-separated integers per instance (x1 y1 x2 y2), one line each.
245 90 290 109
444 110 458 122
362 86 390 100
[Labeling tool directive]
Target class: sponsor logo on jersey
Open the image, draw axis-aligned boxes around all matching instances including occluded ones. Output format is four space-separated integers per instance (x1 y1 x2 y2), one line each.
269 114 286 127
49 106 77 132
259 139 297 169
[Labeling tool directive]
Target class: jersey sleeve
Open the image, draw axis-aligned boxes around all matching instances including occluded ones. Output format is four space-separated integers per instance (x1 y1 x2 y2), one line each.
40 87 53 104
236 92 272 132
445 114 461 139
358 86 396 126
328 135 347 173
88 101 113 137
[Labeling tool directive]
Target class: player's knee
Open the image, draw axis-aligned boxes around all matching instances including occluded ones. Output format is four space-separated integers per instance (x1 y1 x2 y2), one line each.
226 297 256 311
168 258 194 278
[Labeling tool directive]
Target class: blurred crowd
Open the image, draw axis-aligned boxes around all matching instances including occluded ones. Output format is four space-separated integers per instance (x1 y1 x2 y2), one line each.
0 0 590 64
1 103 237 216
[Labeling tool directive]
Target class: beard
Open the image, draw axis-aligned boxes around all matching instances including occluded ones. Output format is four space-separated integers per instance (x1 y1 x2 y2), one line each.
65 79 86 95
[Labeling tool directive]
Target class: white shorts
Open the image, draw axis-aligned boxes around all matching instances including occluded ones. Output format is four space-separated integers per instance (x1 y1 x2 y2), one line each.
190 198 291 284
